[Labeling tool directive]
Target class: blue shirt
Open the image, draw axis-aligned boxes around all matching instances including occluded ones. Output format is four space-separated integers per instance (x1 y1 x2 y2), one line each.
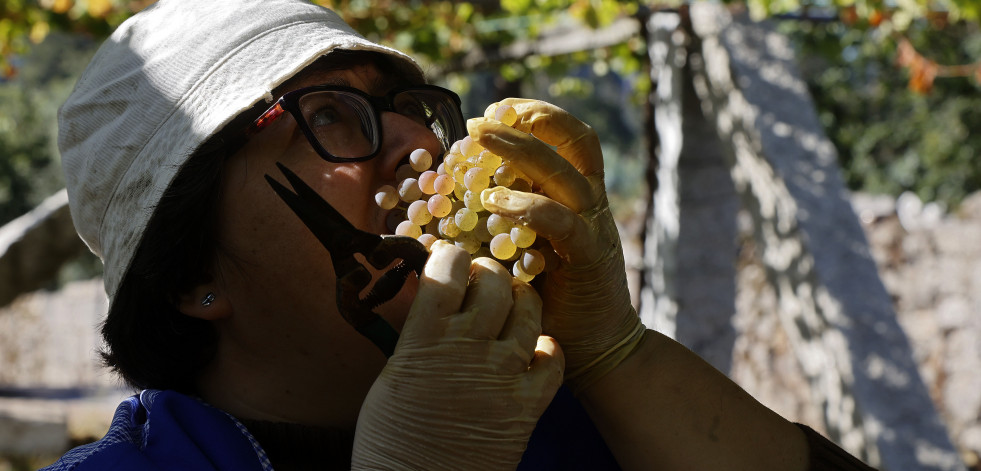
43 386 619 470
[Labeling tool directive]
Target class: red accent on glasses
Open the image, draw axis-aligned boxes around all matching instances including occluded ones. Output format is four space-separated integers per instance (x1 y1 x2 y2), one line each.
253 103 285 130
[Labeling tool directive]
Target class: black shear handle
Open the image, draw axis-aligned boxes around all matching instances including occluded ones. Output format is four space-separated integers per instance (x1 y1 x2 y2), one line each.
264 162 427 358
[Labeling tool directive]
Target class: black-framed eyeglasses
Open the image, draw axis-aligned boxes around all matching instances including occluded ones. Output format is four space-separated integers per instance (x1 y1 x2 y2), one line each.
246 84 465 163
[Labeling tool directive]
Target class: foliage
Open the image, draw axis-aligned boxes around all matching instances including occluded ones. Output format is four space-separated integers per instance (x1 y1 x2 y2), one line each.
314 1 649 107
747 0 980 27
784 15 981 207
0 0 150 76
0 0 979 220
316 1 492 69
0 33 95 225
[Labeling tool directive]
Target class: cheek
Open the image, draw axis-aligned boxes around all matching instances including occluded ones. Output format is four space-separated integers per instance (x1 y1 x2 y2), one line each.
222 154 366 243
313 165 378 229
217 156 335 285
217 148 404 313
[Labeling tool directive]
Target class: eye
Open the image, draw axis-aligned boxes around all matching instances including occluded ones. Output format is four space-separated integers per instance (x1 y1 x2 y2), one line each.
300 92 356 129
309 105 342 128
395 97 431 125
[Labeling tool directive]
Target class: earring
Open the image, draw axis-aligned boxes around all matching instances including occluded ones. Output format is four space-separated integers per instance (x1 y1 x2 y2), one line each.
201 292 216 307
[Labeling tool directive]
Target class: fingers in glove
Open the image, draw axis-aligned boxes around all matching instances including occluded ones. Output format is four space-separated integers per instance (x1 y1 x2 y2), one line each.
495 280 544 369
481 187 601 267
401 241 471 343
487 98 603 178
525 335 565 395
498 280 542 345
467 117 593 213
454 257 514 339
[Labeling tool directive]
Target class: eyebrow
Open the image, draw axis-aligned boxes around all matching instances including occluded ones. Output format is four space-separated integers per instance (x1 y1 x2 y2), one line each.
319 77 410 98
325 75 406 96
320 77 350 87
369 73 405 96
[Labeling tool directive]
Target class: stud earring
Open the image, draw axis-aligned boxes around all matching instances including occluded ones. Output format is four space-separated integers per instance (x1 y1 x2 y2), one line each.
201 292 216 307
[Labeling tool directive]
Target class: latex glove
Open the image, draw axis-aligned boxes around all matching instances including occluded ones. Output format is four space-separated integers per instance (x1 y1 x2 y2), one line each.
352 241 564 470
470 99 645 394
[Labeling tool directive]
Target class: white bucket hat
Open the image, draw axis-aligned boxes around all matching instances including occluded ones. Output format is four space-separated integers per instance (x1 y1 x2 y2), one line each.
58 0 422 302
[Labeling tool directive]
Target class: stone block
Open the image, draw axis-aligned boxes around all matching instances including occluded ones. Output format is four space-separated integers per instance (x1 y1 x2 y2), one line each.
0 279 110 389
932 222 981 257
0 413 67 455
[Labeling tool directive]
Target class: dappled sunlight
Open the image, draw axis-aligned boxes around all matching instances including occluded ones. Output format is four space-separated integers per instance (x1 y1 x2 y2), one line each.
669 3 968 468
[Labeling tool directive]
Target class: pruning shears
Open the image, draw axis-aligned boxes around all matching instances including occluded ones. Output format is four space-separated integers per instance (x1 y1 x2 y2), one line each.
264 162 429 357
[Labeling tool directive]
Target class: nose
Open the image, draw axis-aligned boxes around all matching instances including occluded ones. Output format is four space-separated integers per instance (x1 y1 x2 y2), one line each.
374 112 444 180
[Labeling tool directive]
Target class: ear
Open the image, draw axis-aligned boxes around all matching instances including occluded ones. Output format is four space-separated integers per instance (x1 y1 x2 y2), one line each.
177 283 232 321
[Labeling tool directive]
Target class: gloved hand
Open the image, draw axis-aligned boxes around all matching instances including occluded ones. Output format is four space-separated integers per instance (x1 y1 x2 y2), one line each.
351 241 564 470
470 99 646 394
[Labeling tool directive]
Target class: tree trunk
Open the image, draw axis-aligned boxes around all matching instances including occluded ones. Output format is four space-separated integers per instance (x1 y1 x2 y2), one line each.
654 3 965 469
640 10 740 374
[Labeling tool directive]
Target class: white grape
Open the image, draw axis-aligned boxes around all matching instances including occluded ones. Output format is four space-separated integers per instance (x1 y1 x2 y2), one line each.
460 135 483 157
519 249 546 276
510 225 536 248
439 216 461 238
434 174 456 196
374 185 398 210
418 233 438 250
455 207 478 231
398 178 422 202
494 164 516 187
428 194 452 218
455 231 480 254
443 153 462 173
386 102 544 280
489 233 517 260
463 190 484 212
453 181 467 200
464 167 490 192
476 150 502 170
486 213 512 236
407 200 432 226
512 260 534 282
452 160 472 184
418 170 437 195
495 104 518 126
396 220 422 238
409 148 433 172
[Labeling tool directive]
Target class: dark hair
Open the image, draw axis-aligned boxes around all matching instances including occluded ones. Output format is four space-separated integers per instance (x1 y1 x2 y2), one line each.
100 50 424 393
100 140 226 393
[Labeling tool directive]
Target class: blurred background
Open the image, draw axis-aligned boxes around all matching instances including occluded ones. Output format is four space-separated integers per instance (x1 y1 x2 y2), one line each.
0 0 978 469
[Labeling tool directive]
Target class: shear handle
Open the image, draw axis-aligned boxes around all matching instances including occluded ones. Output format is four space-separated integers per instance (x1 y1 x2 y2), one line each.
265 162 431 357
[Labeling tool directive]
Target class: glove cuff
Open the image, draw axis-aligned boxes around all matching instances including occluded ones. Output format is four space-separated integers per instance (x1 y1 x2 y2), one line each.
564 320 646 395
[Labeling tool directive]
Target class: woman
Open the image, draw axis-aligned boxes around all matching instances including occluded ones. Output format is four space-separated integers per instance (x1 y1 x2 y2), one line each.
48 0 874 469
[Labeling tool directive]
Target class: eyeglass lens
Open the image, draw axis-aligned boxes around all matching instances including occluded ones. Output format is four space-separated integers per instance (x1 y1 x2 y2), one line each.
296 89 462 160
298 91 378 159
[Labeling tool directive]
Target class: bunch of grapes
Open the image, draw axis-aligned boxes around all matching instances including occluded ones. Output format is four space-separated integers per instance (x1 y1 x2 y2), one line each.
375 104 549 282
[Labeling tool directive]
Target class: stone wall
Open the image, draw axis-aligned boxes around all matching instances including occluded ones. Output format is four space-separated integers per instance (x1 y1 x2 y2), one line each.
1 192 978 468
868 192 981 468
731 191 981 469
0 279 126 466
